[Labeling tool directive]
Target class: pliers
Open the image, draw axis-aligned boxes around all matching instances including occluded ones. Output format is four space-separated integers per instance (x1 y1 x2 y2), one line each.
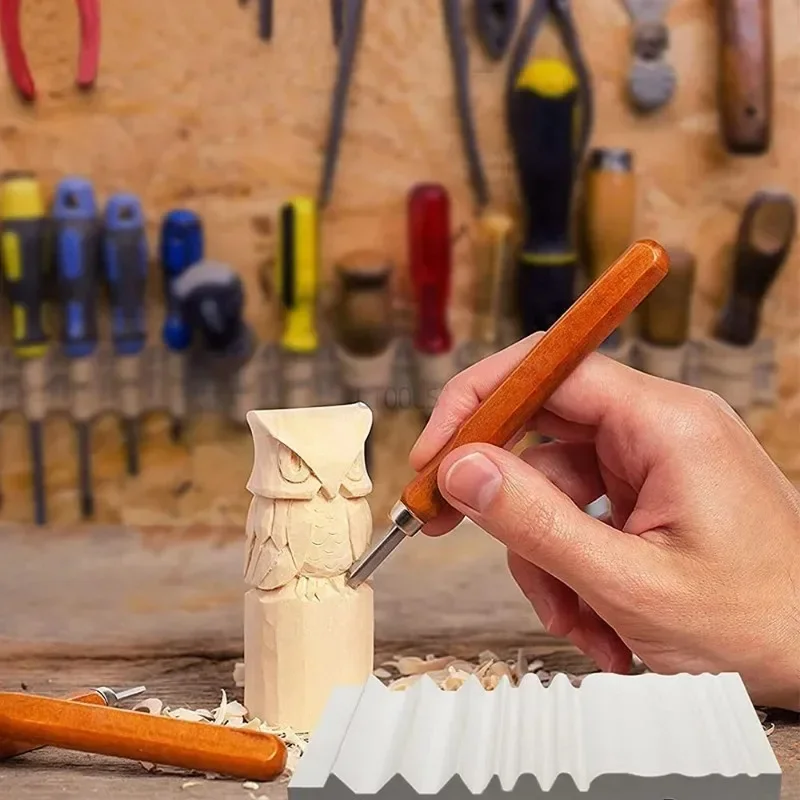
0 0 101 102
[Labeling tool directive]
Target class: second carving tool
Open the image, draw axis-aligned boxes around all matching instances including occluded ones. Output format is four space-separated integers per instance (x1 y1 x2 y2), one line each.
159 209 204 442
0 692 287 780
277 197 319 408
0 172 50 525
346 239 670 587
584 148 636 351
408 184 455 417
717 0 773 154
103 194 148 476
638 246 695 381
53 177 102 519
0 685 145 760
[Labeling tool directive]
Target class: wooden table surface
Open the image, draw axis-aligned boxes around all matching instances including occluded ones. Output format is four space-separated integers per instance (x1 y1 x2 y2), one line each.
1 523 798 798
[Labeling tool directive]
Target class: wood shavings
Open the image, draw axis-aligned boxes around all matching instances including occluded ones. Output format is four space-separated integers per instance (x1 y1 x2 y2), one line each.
132 698 163 715
181 780 203 789
242 781 259 790
372 667 392 679
382 652 587 691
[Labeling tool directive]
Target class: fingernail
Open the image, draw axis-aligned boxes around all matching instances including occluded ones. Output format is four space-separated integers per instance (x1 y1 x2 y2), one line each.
443 452 502 513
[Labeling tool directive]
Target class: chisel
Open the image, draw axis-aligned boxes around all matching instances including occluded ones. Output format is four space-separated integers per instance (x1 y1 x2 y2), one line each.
159 209 204 442
717 0 773 154
102 194 148 476
0 685 145 760
0 693 286 780
715 190 795 345
276 197 319 408
53 177 102 518
584 148 636 348
508 58 582 336
408 184 455 416
0 172 50 525
472 211 515 360
345 239 669 587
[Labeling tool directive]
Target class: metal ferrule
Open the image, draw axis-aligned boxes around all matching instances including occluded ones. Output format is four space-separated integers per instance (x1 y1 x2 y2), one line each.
389 501 424 537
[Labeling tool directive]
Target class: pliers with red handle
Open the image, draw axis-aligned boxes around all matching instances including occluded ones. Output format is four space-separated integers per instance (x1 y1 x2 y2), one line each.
0 0 100 102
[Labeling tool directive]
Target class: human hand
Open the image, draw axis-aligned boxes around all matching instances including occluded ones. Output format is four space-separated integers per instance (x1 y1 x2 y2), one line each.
409 334 800 710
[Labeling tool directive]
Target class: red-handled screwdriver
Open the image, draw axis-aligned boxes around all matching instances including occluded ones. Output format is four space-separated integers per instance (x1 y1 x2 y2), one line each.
408 183 455 414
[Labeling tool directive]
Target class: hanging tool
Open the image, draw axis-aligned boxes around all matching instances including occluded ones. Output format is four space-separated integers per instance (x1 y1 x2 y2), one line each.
472 211 515 359
640 245 695 348
506 0 593 337
318 0 366 208
172 260 255 368
102 194 148 477
715 190 795 346
0 172 50 525
277 197 319 408
584 147 636 348
717 0 772 155
53 177 102 519
331 0 344 45
237 0 272 40
0 685 145 760
621 0 676 113
0 0 101 102
0 692 287 780
474 0 519 61
442 0 490 210
346 240 669 587
408 184 456 416
159 209 203 442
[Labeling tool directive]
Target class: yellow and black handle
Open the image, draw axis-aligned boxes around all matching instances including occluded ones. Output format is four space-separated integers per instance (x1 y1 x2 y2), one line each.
507 58 580 336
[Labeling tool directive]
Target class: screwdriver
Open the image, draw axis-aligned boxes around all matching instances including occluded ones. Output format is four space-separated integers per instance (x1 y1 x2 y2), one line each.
717 0 772 154
0 693 286 780
584 147 636 348
472 211 515 361
159 209 204 442
0 171 50 525
53 177 102 519
276 197 319 408
715 189 795 346
408 184 455 416
508 58 582 336
102 193 148 476
0 685 145 760
345 239 669 587
638 246 695 381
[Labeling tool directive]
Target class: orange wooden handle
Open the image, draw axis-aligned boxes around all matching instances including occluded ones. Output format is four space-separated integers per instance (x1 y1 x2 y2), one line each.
717 0 772 154
0 690 105 761
401 239 670 523
0 693 287 781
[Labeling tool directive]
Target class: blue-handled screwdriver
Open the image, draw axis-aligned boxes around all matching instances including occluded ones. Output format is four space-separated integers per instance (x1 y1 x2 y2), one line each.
159 209 203 442
53 177 102 518
102 193 148 477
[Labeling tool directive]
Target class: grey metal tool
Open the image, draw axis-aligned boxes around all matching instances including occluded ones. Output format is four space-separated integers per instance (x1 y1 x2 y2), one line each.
331 0 344 45
442 0 490 210
318 0 366 209
621 0 676 113
474 0 519 60
237 0 272 41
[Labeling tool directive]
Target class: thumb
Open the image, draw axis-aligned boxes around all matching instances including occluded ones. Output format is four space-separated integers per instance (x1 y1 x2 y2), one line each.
437 444 655 607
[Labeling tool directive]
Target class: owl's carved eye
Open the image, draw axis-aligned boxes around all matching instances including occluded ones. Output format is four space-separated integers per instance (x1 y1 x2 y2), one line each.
278 444 311 483
346 456 364 481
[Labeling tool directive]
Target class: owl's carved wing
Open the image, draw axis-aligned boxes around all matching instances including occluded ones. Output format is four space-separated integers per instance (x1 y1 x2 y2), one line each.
347 496 373 562
244 497 301 589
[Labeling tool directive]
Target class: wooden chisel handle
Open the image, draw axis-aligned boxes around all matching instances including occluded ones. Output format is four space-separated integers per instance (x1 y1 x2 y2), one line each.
0 693 287 780
0 690 106 760
717 0 772 154
401 239 669 523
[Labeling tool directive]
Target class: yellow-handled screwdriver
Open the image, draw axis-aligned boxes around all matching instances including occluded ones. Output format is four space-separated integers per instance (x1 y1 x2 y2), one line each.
276 197 320 408
0 172 50 524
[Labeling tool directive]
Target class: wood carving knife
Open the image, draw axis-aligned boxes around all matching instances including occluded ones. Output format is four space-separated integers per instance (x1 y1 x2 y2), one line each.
717 0 773 154
346 239 670 586
715 189 795 345
0 692 287 780
0 685 145 760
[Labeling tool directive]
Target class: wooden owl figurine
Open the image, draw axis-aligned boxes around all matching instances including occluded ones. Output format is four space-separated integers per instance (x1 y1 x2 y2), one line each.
244 403 373 599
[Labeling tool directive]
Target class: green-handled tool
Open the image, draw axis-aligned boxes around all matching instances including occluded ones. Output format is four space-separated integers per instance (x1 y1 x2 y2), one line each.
507 57 583 336
0 171 50 524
